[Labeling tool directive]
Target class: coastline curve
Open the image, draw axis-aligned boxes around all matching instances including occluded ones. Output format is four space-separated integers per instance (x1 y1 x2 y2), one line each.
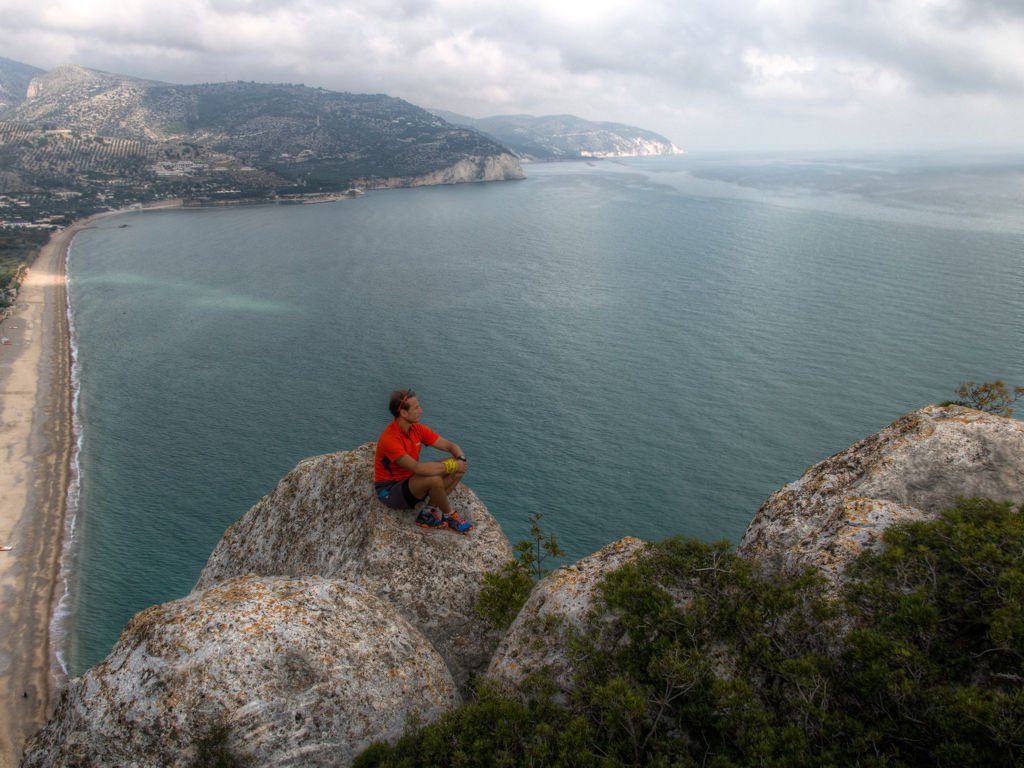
0 201 180 766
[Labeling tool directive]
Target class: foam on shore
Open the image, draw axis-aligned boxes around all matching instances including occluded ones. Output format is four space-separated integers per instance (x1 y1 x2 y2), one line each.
50 233 83 682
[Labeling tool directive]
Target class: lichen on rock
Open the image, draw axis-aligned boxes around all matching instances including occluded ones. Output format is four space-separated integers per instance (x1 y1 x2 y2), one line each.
738 404 1024 584
22 576 459 768
486 536 647 698
196 442 515 688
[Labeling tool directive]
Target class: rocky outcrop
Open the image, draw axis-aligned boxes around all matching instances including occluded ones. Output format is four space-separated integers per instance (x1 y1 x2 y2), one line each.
26 405 1024 766
0 56 44 114
197 443 515 688
738 405 1024 583
19 65 162 139
373 153 525 188
486 537 647 698
22 576 459 768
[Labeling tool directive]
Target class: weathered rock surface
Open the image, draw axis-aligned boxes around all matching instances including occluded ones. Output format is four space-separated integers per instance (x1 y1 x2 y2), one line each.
738 405 1024 583
428 153 524 183
22 576 459 768
380 153 525 187
196 443 514 688
486 537 647 697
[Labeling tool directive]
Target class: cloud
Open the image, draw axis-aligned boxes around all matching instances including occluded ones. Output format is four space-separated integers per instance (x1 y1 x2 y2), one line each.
2 0 1023 150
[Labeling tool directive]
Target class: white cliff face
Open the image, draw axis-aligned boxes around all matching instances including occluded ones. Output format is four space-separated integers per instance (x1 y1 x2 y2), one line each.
738 405 1024 584
372 153 525 188
430 112 685 160
197 443 515 689
579 137 685 158
22 576 459 768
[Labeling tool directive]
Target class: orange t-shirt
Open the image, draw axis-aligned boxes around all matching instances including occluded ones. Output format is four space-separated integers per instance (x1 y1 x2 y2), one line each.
374 421 439 483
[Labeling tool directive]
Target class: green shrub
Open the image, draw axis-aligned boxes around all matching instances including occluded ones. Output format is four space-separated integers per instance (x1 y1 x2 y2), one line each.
362 499 1024 767
837 498 1024 766
353 682 596 768
948 380 1023 417
475 513 565 631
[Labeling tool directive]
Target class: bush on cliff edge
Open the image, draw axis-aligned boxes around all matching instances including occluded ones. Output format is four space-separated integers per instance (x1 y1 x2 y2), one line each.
356 498 1024 768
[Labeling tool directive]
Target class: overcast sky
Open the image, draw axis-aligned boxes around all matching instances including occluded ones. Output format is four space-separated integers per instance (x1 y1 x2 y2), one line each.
3 0 1024 151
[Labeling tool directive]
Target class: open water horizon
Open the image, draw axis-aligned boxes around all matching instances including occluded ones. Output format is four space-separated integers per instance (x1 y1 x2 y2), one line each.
62 152 1024 675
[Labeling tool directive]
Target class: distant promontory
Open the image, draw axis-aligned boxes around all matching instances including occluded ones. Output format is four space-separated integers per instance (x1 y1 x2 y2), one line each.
430 110 684 161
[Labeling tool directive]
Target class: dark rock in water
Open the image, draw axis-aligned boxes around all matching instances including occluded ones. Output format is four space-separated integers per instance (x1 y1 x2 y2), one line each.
196 442 514 689
738 404 1024 584
21 576 459 768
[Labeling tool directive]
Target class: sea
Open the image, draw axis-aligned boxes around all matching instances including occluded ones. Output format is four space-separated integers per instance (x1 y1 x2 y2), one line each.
60 151 1024 676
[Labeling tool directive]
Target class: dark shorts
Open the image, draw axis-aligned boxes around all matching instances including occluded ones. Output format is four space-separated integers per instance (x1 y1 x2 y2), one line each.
374 479 422 510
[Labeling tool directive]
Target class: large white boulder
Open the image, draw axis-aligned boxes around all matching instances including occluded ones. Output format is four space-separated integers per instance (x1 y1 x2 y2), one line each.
738 405 1024 583
486 537 647 698
196 443 514 688
22 576 459 768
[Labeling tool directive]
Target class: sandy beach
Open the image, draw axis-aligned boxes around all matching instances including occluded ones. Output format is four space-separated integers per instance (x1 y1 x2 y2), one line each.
0 217 79 766
0 202 179 765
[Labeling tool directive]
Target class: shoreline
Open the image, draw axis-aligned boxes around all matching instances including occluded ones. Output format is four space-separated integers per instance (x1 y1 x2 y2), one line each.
0 202 175 766
0 182 482 762
0 188 397 763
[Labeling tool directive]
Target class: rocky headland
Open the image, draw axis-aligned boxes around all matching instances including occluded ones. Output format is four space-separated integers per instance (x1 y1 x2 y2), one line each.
0 60 525 231
430 110 684 160
21 404 1024 766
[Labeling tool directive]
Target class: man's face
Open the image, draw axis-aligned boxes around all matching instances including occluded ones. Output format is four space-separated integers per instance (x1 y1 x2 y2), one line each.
401 396 423 422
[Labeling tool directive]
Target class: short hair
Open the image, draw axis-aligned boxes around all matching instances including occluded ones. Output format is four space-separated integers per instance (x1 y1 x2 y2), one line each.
388 388 415 418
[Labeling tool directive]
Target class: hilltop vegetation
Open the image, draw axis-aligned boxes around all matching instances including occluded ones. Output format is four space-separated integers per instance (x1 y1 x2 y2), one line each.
147 81 510 186
8 65 514 189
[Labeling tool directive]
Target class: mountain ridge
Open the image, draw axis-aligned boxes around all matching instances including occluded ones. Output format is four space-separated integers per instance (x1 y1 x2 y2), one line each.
0 56 44 113
0 58 523 222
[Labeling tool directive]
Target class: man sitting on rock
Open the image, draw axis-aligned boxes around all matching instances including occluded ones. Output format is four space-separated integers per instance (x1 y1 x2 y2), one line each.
373 388 474 533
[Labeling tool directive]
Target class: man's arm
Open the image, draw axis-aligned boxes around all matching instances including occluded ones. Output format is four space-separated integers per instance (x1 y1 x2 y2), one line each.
432 437 466 461
395 452 466 477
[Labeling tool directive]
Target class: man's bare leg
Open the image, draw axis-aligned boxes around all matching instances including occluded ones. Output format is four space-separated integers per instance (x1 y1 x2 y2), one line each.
443 471 464 494
408 470 466 517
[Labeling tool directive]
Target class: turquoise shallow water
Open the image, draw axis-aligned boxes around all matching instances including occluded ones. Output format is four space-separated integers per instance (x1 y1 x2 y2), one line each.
63 153 1024 675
